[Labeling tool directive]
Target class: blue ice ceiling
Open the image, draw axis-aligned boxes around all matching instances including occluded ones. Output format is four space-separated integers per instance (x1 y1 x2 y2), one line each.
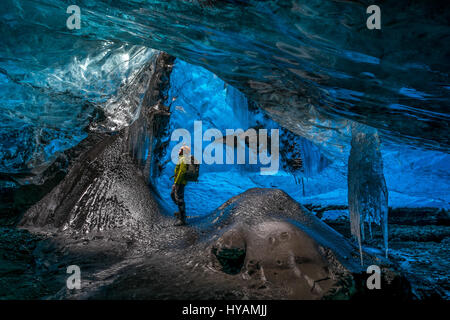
1 0 449 150
0 0 449 211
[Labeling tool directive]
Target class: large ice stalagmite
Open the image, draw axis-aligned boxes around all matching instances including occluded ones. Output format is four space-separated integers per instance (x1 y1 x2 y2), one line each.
348 123 389 263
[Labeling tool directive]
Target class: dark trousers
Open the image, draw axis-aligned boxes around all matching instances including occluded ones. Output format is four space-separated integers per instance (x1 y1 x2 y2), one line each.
171 183 186 216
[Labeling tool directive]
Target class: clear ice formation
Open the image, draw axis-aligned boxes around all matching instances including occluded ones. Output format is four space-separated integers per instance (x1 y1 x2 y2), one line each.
348 123 389 262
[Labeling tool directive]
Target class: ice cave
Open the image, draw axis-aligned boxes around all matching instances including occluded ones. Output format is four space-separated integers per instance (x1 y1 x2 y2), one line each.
0 0 449 300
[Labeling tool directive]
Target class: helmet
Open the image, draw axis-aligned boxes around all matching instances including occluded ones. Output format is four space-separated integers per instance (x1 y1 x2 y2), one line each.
180 145 191 155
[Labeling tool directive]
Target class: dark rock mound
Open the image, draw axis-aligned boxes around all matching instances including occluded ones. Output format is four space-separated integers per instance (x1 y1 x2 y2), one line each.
18 132 160 234
41 187 410 300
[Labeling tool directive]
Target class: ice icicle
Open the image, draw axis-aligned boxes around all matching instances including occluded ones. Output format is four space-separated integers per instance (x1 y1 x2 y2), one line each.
348 123 389 263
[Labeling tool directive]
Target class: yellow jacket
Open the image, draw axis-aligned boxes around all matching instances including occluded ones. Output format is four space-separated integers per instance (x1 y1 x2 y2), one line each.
174 155 188 185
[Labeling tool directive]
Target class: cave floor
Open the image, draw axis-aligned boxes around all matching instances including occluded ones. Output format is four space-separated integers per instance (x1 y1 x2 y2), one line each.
324 213 450 300
0 206 449 300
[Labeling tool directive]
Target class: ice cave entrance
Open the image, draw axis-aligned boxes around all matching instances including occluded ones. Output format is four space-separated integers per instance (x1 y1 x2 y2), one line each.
153 59 332 218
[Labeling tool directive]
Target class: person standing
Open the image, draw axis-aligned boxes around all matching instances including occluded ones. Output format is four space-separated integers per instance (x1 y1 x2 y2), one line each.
171 145 190 226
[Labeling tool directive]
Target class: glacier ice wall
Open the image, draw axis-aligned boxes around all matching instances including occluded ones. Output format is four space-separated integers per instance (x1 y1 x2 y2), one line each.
0 22 155 179
154 60 449 217
154 59 333 215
